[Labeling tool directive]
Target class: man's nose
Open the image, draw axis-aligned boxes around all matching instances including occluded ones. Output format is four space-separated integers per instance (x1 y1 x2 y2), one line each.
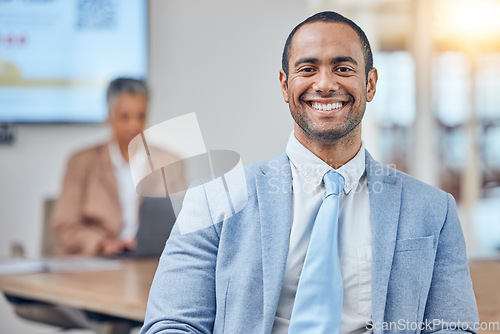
312 70 339 93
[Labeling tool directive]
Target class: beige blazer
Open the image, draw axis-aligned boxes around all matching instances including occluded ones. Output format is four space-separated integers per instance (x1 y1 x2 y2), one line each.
51 143 123 255
52 141 186 255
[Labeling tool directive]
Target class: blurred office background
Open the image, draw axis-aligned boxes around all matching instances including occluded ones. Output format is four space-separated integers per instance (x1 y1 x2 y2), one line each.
1 0 500 332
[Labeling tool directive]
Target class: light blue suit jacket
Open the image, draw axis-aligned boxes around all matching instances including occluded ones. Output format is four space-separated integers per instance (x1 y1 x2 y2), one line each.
141 151 479 334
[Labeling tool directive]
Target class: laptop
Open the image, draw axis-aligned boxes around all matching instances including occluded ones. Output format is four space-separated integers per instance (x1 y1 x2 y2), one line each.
118 197 176 258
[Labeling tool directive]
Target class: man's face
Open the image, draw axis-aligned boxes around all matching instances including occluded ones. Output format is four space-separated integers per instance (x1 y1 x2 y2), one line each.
280 21 377 144
108 93 147 146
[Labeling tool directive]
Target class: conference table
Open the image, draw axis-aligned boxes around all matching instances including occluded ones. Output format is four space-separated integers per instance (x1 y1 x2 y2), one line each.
0 258 158 325
0 258 499 333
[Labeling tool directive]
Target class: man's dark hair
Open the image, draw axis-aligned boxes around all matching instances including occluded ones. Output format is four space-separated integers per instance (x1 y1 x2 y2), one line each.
281 11 373 80
106 77 149 108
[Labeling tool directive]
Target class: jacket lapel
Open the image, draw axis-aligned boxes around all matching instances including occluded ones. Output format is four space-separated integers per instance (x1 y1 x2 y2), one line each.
365 151 402 326
256 152 293 332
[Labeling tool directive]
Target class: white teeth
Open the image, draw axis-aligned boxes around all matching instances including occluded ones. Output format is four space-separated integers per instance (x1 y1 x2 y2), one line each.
311 102 343 111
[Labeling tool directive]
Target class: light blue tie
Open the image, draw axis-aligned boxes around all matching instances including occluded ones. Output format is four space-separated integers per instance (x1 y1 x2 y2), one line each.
288 171 345 334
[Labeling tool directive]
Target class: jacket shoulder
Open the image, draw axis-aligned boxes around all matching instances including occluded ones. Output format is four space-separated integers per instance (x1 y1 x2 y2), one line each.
394 167 448 200
366 152 451 213
67 143 108 164
243 152 289 177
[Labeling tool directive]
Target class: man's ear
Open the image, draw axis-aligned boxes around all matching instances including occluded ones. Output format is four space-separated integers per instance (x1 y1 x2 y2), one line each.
366 67 378 102
279 69 289 103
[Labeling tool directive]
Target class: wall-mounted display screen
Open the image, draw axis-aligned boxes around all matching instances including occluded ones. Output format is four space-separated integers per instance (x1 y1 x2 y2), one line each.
0 0 147 123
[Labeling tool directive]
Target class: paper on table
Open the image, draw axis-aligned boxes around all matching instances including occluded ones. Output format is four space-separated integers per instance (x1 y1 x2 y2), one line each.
44 256 122 272
0 258 45 275
0 256 122 275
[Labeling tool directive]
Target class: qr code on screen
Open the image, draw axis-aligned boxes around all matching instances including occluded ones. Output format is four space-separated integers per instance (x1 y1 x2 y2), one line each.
76 0 116 30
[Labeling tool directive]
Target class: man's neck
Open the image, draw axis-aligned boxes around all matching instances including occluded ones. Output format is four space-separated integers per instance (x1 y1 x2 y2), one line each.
294 126 362 169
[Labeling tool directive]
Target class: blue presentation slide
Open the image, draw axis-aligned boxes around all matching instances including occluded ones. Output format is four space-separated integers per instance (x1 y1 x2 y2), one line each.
0 0 147 122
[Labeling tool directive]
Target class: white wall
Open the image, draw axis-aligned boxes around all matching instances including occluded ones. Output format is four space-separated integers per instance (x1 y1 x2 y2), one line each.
148 0 303 164
0 0 306 258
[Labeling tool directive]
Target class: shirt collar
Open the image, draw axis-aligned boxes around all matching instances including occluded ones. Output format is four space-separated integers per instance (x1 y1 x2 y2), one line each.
285 132 366 194
108 141 128 169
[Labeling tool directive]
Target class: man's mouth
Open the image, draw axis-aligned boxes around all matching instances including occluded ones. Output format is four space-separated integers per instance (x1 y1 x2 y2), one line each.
308 101 346 112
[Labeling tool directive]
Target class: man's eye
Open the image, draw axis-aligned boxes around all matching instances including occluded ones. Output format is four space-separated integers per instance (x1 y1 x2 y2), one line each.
336 67 352 73
299 67 315 73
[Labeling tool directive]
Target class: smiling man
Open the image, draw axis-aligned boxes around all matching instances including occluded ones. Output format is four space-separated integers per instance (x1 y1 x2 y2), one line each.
279 18 377 169
141 11 478 334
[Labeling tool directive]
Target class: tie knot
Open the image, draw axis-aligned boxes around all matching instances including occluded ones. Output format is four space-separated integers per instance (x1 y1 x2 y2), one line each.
323 171 345 197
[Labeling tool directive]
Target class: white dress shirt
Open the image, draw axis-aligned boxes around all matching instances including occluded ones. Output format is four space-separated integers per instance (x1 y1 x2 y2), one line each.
271 133 372 334
108 141 140 241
